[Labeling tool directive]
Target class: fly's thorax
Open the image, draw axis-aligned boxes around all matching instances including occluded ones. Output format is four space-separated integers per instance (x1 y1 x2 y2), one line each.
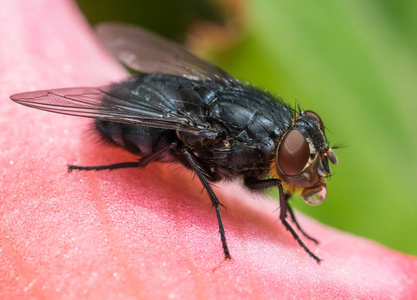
271 110 338 205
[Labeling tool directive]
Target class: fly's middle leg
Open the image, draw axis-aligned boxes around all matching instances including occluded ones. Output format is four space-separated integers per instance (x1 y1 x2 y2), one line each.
182 147 231 260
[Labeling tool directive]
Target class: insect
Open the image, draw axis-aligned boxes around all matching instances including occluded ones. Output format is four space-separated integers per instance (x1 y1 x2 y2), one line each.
11 22 338 263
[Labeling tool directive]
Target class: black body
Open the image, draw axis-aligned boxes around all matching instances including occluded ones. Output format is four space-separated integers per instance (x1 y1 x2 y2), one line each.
10 23 338 263
97 74 293 182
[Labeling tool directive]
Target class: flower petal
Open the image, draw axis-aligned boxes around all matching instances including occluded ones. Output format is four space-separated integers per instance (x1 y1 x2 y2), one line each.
1 0 417 299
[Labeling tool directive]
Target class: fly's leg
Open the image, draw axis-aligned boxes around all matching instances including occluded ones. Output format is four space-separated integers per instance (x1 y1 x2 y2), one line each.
244 177 321 264
244 178 280 190
287 204 319 244
182 147 231 260
68 161 141 172
68 142 176 172
277 183 322 264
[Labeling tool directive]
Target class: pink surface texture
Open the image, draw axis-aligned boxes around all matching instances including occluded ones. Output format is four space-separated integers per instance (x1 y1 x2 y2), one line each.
1 0 417 299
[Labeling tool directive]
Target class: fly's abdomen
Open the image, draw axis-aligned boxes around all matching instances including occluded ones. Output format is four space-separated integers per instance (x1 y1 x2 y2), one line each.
95 120 176 160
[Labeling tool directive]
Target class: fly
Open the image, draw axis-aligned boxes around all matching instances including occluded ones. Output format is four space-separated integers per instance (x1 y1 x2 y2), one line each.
10 22 338 263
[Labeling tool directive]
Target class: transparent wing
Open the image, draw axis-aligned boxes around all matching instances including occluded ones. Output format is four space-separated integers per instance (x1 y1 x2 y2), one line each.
10 86 219 138
96 22 238 84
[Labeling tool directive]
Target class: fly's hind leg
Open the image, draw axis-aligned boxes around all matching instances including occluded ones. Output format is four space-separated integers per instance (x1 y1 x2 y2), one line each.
68 142 176 172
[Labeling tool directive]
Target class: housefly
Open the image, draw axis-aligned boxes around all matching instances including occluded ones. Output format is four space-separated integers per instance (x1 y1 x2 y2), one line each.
10 23 338 263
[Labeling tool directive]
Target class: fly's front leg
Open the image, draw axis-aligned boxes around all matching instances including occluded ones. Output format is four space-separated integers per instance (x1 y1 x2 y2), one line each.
277 182 322 264
287 204 319 245
68 142 177 172
182 147 231 260
244 177 321 263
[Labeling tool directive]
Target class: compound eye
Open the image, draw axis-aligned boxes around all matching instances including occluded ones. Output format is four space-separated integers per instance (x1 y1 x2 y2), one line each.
277 130 310 175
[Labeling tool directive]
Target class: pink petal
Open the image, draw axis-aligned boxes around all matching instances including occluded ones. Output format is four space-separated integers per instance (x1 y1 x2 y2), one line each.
1 0 417 298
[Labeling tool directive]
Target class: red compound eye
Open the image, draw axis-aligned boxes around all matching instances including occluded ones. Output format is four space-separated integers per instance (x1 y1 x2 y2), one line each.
277 130 309 176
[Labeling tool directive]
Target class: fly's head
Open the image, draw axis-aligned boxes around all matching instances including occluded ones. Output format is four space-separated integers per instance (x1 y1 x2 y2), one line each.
274 110 338 205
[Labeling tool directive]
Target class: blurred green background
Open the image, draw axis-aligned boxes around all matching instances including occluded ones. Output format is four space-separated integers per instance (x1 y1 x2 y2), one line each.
75 0 417 256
